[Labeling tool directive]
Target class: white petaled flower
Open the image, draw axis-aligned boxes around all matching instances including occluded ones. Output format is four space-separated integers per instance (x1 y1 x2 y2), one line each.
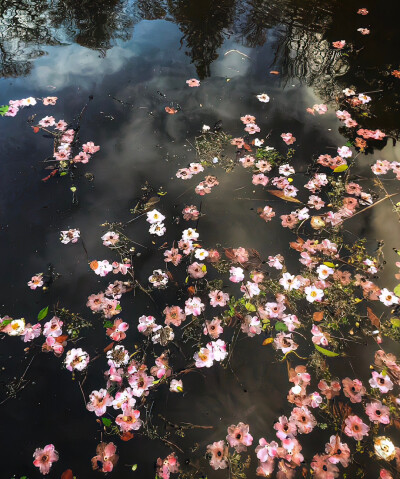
182 228 199 241
316 264 334 280
60 228 80 244
305 285 324 303
148 269 168 287
257 93 270 103
146 209 165 224
279 273 301 291
65 348 90 371
379 288 399 306
7 319 26 336
149 222 166 236
358 93 371 104
337 146 352 158
342 88 355 96
207 340 227 361
195 248 209 260
202 124 210 132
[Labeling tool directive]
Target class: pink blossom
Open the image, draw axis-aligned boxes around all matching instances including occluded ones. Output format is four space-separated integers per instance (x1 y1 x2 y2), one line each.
281 133 296 145
206 441 228 470
226 422 253 452
91 442 118 472
186 78 200 87
87 389 113 416
344 415 369 440
33 444 59 475
369 371 394 393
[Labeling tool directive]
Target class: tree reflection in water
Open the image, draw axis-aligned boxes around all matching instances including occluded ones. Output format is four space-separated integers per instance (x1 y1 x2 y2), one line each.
0 0 399 131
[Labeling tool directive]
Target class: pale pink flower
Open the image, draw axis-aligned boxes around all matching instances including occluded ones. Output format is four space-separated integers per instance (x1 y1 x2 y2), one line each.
164 306 186 327
365 401 390 424
64 348 89 371
43 97 58 105
344 415 369 440
86 389 113 416
33 444 59 475
289 406 317 434
206 441 228 470
209 290 229 307
194 347 214 368
259 205 275 222
311 454 339 479
28 274 44 290
82 141 100 154
203 318 223 338
116 405 142 431
229 266 244 283
369 371 394 393
274 416 297 440
332 40 346 49
281 133 296 145
226 422 253 452
186 78 200 87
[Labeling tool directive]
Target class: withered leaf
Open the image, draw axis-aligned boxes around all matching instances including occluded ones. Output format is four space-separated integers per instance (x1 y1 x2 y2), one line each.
313 311 324 322
367 307 380 328
267 190 302 203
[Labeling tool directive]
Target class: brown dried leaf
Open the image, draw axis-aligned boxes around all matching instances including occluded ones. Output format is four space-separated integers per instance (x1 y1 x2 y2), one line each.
61 470 73 479
267 190 302 203
367 307 380 328
224 248 236 261
104 342 115 353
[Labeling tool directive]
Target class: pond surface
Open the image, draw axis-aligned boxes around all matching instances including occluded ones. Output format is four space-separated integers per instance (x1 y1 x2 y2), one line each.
1 1 400 478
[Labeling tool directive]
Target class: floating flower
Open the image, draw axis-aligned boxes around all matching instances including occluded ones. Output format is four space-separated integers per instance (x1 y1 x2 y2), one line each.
186 78 200 87
374 436 396 461
91 442 118 472
33 444 59 475
65 348 89 372
226 422 253 452
257 93 270 103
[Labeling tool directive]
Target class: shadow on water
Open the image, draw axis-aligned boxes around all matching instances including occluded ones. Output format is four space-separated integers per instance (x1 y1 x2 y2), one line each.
1 0 400 478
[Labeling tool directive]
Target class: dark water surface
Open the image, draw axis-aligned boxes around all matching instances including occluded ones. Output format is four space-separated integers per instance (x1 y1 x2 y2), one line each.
1 1 400 478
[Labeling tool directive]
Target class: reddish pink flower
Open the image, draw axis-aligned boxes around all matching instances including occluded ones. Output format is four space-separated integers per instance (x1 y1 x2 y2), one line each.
311 454 339 479
91 442 118 472
325 435 350 466
106 318 129 341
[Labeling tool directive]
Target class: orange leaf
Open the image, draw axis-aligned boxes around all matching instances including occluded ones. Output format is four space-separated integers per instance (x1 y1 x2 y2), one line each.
187 286 196 296
33 126 40 133
104 342 115 353
61 470 73 479
262 338 274 345
269 71 279 75
243 143 252 151
56 334 68 344
313 312 324 322
367 307 380 328
267 190 302 203
165 107 178 114
120 431 134 441
90 260 99 271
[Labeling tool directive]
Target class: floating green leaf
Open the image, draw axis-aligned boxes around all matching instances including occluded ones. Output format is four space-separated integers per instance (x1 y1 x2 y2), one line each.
245 302 256 312
60 171 67 176
323 262 336 268
102 417 112 427
131 465 137 471
70 186 77 193
393 284 400 297
37 306 49 321
0 105 10 116
315 344 339 357
275 321 288 331
333 164 348 173
391 317 400 328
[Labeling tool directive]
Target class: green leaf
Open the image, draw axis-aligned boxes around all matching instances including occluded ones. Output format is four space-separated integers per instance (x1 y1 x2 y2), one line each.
315 344 340 357
275 321 288 331
37 306 49 321
104 321 114 328
323 262 336 268
0 319 12 328
0 104 10 116
333 164 348 173
70 186 77 193
132 464 137 471
345 141 353 147
116 304 122 311
102 417 112 427
393 284 400 297
245 302 256 312
60 171 67 176
391 317 400 328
